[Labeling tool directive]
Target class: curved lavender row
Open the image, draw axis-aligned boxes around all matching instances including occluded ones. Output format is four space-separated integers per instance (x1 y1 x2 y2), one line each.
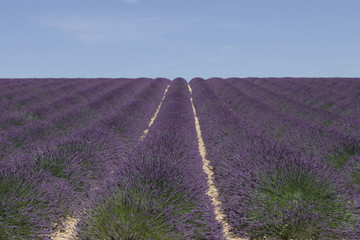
0 79 149 159
42 78 171 191
0 79 120 239
0 78 16 86
238 78 360 135
208 78 360 214
0 79 62 114
97 78 170 154
2 79 125 129
0 78 121 111
78 78 224 239
34 78 131 119
0 126 124 239
40 78 170 225
43 78 170 239
7 79 118 119
228 78 340 126
0 79 114 130
2 78 151 183
28 79 118 120
0 79 30 95
230 78 360 137
14 80 88 108
207 78 360 164
295 78 360 117
0 79 58 97
46 79 152 137
190 78 359 239
0 157 78 239
0 79 154 160
251 77 360 103
290 78 360 100
0 79 77 112
249 78 360 118
0 79 95 124
31 78 169 204
1 79 170 239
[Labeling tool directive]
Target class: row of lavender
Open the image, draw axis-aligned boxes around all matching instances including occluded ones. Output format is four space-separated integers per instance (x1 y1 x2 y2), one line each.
0 78 144 158
2 77 359 239
0 78 170 239
76 78 224 239
190 78 360 239
225 78 360 136
223 77 359 182
247 77 360 120
207 78 360 167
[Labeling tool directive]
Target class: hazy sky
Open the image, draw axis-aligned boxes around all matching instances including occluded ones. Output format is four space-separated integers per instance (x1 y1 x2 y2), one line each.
1 0 359 79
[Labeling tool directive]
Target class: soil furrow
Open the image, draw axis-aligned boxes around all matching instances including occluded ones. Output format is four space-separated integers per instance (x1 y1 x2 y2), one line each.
188 84 246 240
141 85 170 139
50 84 170 240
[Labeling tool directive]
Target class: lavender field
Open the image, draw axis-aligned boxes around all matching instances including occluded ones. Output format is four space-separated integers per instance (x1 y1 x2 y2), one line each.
1 77 360 239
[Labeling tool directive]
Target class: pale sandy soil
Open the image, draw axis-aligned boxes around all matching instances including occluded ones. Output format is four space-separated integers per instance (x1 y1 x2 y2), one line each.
188 84 247 240
141 85 170 139
49 85 170 240
50 217 79 240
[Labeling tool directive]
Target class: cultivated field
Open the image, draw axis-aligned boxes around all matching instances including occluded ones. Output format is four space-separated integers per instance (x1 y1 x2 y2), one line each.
1 77 359 239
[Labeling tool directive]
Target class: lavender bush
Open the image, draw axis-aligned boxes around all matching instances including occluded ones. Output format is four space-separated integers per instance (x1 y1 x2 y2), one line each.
0 78 170 239
248 77 360 119
190 77 359 239
1 77 359 239
0 155 76 239
207 78 360 170
77 78 223 239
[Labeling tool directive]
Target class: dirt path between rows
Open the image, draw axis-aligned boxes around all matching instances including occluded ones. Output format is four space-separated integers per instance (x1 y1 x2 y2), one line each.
50 216 78 240
141 85 170 139
188 84 246 240
50 85 170 240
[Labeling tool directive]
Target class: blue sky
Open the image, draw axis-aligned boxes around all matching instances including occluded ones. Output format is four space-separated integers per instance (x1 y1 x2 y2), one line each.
1 0 359 79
